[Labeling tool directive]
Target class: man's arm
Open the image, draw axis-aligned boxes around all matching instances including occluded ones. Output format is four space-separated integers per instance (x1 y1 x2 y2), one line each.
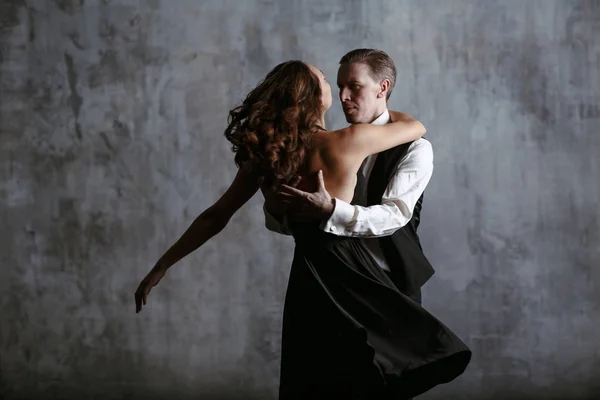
321 139 433 237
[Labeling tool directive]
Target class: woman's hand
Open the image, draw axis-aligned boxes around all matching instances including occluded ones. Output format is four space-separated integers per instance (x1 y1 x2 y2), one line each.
135 262 168 313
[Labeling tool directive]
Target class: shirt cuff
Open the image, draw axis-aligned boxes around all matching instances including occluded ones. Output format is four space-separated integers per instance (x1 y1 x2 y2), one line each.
320 198 356 234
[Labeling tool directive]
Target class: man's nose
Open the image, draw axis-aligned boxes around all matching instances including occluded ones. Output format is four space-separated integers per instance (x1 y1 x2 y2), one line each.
339 87 350 102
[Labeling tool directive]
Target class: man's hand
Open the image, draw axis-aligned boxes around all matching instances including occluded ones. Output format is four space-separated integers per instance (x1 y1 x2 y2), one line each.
277 170 335 222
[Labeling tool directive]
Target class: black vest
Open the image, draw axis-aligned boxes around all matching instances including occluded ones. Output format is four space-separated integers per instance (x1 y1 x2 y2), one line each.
366 141 435 296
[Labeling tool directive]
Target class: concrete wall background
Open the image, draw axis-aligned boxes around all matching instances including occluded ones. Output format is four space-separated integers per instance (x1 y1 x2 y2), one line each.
1 0 599 399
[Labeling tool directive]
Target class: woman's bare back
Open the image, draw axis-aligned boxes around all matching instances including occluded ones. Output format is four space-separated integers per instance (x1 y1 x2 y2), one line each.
294 129 364 203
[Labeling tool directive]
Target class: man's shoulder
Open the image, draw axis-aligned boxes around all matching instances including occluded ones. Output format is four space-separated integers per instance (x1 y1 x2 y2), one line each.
403 137 433 160
409 137 432 152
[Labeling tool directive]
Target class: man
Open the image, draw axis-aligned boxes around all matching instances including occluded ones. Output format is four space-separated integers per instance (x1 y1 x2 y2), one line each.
264 48 435 304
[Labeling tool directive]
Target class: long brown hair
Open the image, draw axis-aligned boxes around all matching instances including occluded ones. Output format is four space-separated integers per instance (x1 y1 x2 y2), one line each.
224 60 324 190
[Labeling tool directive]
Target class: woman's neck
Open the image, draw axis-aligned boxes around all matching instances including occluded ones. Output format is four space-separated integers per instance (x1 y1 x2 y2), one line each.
318 115 326 130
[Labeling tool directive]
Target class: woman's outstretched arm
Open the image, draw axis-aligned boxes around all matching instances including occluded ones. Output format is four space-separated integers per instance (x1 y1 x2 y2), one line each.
134 165 259 313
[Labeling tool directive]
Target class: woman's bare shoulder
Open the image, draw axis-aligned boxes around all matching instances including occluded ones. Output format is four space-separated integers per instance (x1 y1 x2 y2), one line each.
312 127 362 171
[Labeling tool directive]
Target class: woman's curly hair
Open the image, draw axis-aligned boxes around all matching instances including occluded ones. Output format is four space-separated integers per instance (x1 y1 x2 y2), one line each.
224 60 324 190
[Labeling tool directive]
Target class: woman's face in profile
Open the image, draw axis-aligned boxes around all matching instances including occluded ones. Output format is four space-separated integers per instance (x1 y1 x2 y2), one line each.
307 64 332 112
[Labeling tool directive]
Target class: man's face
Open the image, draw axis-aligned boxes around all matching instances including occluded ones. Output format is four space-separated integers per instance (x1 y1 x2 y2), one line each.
337 62 386 124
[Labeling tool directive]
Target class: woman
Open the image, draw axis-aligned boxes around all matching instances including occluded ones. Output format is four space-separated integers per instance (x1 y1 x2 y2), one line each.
135 60 470 399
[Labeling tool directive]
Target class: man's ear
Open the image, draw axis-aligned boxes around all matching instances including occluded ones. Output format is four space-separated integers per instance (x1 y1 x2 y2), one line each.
377 79 391 99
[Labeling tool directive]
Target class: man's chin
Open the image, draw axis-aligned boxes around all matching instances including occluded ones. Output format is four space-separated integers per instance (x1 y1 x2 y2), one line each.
344 114 360 124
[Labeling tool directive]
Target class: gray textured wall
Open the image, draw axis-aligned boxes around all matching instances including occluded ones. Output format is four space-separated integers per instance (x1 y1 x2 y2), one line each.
1 0 599 399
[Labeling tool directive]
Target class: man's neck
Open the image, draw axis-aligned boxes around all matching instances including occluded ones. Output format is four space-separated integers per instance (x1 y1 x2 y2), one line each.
359 103 388 124
371 108 390 126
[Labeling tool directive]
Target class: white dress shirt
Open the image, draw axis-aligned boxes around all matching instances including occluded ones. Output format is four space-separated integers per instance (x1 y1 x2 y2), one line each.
263 109 434 271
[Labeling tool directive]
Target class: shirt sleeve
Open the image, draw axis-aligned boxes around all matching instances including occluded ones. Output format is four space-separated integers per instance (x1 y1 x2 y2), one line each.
320 140 434 237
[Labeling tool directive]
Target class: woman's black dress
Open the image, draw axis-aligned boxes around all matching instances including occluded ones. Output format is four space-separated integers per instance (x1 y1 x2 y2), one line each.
278 222 471 399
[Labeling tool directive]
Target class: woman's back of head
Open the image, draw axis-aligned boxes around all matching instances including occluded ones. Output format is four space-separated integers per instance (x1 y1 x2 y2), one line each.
224 60 325 190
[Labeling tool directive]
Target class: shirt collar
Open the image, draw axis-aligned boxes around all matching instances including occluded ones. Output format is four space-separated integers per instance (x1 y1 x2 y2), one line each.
371 109 390 125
